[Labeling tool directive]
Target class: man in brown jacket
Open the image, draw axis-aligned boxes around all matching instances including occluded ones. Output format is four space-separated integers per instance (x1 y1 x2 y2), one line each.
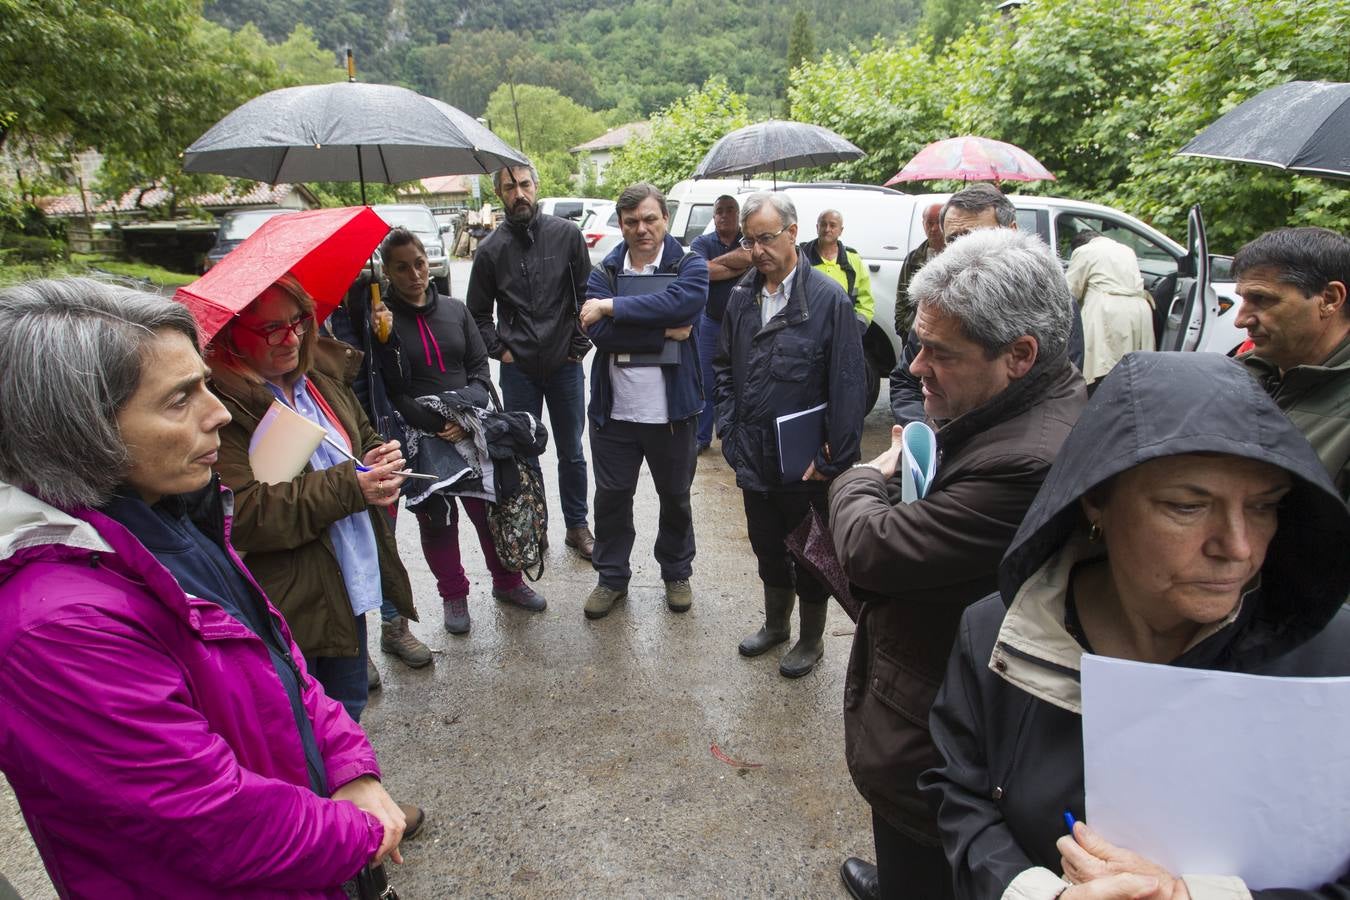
829 228 1086 899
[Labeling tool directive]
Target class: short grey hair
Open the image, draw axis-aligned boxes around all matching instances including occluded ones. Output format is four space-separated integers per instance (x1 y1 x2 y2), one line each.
492 164 539 194
740 191 797 230
910 228 1072 361
0 278 200 508
940 183 1017 228
817 208 843 225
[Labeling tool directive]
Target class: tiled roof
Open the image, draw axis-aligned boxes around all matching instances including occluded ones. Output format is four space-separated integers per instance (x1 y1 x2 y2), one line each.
39 183 314 217
569 122 651 154
410 174 473 195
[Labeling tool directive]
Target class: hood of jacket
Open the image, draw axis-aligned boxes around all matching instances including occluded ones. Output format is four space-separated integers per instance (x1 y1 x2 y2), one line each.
997 351 1350 685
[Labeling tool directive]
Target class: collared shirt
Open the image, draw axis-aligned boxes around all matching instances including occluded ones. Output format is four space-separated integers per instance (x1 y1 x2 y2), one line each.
266 378 383 618
610 245 670 424
761 266 797 328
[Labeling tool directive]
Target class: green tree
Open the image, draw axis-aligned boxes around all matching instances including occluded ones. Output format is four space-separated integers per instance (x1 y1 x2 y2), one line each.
785 11 816 96
1106 0 1350 249
920 0 992 51
483 83 607 157
603 77 754 194
788 39 949 185
266 23 346 84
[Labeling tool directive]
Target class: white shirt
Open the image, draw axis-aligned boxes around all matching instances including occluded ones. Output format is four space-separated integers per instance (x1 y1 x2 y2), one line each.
761 266 797 328
610 246 670 424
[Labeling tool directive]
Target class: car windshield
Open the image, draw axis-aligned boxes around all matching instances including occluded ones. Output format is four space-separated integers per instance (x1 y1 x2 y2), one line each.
376 207 437 233
220 210 291 240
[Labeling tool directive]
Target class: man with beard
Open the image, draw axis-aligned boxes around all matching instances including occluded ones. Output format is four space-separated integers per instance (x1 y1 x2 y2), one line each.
468 165 596 558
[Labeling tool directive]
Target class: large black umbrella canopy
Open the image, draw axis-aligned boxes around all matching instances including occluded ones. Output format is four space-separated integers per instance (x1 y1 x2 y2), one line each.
1178 80 1350 180
183 81 529 190
693 120 864 179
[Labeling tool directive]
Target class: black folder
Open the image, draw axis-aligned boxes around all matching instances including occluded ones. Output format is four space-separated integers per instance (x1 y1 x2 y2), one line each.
613 273 681 367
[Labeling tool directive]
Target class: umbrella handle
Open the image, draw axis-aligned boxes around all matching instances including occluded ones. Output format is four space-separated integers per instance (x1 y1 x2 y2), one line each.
370 281 392 343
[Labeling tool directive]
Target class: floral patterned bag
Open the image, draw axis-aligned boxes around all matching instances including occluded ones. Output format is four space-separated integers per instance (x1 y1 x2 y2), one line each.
487 459 547 581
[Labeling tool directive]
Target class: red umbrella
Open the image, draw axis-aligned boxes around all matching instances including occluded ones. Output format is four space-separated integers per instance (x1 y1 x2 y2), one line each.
174 206 390 343
885 136 1056 185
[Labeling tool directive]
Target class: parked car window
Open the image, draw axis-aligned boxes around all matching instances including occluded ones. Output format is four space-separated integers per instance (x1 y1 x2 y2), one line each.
220 210 292 240
1015 208 1051 245
682 204 714 243
553 201 583 220
1055 212 1178 283
377 207 439 233
665 201 681 234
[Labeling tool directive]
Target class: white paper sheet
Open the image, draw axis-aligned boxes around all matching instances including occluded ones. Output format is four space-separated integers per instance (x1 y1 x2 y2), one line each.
1082 654 1350 889
900 420 936 503
247 400 326 485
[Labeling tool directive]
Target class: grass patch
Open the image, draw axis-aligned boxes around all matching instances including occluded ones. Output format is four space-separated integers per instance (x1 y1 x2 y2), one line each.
0 255 197 290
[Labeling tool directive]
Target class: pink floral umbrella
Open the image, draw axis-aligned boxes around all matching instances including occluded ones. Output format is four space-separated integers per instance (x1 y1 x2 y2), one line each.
885 136 1056 185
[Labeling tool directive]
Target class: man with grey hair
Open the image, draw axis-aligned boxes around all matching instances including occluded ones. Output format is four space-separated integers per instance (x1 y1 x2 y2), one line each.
714 191 866 679
468 164 596 558
829 229 1086 900
888 182 1085 425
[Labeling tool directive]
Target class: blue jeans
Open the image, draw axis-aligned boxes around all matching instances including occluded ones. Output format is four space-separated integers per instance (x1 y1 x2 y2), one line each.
499 360 589 528
310 614 369 723
695 313 721 447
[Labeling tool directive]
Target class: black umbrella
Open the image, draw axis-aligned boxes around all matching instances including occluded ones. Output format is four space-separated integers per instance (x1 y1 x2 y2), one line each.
1178 80 1350 180
693 120 864 185
183 81 529 201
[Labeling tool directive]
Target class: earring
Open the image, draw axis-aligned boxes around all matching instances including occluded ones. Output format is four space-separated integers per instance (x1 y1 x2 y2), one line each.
1087 521 1102 543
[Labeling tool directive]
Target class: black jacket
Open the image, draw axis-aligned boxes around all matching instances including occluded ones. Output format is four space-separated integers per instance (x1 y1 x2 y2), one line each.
921 352 1350 900
467 212 592 381
713 256 866 493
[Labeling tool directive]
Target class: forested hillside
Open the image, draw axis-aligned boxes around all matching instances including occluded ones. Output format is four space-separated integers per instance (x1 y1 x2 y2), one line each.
202 0 922 117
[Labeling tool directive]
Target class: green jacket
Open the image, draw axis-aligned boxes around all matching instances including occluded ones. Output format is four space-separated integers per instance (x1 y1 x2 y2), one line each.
1242 333 1350 502
211 337 416 659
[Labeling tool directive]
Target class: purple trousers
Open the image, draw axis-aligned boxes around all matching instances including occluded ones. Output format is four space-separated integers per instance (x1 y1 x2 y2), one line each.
416 496 522 601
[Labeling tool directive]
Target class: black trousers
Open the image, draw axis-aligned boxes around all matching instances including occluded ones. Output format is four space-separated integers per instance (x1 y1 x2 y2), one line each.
590 417 698 590
873 810 954 900
740 486 830 604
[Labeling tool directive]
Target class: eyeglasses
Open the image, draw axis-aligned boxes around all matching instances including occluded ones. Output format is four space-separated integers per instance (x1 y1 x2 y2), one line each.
236 313 313 346
739 228 788 250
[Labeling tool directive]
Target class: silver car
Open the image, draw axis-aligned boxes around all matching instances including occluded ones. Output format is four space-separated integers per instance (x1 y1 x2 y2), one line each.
371 204 452 295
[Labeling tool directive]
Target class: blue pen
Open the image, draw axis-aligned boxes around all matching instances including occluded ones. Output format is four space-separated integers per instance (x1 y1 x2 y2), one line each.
1063 810 1077 833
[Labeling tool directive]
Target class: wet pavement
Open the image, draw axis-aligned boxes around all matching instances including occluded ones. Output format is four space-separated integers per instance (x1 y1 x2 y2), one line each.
0 263 901 898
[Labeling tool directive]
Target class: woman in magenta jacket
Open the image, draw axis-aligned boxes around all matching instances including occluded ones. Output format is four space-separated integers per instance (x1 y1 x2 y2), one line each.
0 278 404 897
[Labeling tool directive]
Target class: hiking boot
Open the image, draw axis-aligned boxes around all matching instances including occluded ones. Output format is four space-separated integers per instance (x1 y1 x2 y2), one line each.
442 596 471 635
493 583 547 612
780 599 827 678
738 586 795 657
564 525 595 559
366 659 382 691
380 616 432 668
665 579 693 613
399 803 426 840
584 584 626 620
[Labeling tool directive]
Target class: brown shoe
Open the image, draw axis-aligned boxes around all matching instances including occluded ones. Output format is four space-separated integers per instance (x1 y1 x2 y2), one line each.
564 525 595 559
399 803 425 840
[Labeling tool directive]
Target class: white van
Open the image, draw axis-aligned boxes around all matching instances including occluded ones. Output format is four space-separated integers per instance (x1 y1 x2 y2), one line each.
664 178 798 246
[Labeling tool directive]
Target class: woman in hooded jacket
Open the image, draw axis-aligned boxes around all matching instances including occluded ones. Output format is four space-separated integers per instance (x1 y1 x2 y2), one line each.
0 279 403 897
921 351 1350 900
371 226 545 636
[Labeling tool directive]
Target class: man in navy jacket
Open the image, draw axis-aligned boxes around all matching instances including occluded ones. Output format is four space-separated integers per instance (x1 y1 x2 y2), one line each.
578 183 709 621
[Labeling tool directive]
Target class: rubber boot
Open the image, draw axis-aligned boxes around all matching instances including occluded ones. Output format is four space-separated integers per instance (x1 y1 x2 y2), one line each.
738 586 795 657
780 598 827 678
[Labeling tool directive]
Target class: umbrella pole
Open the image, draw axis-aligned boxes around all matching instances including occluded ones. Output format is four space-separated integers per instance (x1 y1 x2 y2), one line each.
357 148 367 206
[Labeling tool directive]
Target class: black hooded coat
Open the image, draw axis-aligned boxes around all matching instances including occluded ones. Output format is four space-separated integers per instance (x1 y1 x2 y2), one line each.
920 352 1350 900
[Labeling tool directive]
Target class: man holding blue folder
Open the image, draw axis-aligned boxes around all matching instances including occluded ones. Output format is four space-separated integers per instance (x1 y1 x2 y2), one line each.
713 191 866 679
578 183 709 621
